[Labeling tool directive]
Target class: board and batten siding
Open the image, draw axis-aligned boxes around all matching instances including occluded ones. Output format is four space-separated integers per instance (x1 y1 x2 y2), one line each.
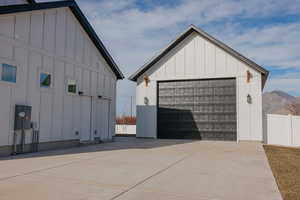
0 8 117 147
136 32 263 141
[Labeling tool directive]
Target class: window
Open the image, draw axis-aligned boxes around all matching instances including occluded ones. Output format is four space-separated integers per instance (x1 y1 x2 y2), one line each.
67 79 77 94
40 73 51 87
1 64 17 83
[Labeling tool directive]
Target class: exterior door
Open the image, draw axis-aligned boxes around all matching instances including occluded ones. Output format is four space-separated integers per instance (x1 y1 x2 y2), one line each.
98 99 110 141
80 96 92 141
157 78 237 141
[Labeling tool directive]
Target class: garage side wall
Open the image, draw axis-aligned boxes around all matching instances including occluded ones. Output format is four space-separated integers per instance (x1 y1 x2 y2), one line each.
0 8 117 151
136 32 263 141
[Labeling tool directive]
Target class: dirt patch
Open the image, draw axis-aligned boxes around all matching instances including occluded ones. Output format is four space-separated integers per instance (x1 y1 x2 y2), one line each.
264 145 300 200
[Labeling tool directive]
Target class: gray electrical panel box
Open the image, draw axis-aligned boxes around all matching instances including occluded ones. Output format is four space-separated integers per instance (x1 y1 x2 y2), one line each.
14 105 32 130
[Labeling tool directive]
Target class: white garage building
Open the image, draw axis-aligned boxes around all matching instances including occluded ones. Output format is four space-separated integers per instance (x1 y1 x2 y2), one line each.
130 25 268 141
0 0 124 156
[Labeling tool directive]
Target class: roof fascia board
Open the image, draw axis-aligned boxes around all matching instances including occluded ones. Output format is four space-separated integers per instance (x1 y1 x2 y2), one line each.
0 0 124 80
129 25 269 85
129 28 194 81
0 1 74 15
27 0 36 4
191 26 268 75
69 2 124 79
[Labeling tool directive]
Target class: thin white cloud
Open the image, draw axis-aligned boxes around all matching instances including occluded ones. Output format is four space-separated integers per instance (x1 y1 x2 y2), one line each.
265 78 300 96
219 23 300 69
273 71 300 79
79 0 300 72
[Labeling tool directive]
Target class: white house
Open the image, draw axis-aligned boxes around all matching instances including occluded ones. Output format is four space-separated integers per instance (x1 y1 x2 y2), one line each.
129 25 268 141
0 0 124 156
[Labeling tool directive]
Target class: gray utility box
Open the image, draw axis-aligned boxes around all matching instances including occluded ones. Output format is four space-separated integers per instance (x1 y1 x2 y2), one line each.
14 105 32 130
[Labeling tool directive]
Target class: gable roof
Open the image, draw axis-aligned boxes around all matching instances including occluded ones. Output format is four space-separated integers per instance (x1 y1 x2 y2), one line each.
129 25 269 87
0 0 124 80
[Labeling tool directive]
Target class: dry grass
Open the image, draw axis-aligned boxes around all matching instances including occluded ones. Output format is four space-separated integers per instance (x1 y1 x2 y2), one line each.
116 115 136 125
264 145 300 200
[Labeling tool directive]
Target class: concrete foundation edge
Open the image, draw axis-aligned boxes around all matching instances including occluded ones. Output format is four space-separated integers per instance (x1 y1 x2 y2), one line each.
0 139 80 157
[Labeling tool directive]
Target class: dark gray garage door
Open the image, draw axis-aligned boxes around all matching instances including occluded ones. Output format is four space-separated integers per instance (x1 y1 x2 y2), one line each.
157 78 237 141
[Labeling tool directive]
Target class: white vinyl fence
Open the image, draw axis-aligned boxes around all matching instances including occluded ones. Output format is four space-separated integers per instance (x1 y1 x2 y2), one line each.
267 114 300 147
115 125 136 135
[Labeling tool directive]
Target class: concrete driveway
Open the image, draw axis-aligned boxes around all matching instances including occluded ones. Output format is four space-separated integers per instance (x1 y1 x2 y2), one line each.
0 137 281 200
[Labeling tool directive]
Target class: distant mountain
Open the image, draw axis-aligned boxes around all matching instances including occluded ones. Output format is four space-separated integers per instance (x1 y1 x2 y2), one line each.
271 90 296 102
263 90 300 115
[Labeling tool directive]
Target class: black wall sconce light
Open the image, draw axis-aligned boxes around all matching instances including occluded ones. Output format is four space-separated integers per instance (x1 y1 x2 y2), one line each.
247 94 252 104
78 91 84 96
144 97 149 105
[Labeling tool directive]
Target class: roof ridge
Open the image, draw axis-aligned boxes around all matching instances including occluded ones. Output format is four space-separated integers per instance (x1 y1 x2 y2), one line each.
129 25 268 87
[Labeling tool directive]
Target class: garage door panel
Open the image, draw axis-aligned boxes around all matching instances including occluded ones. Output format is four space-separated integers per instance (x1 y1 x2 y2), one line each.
158 78 237 141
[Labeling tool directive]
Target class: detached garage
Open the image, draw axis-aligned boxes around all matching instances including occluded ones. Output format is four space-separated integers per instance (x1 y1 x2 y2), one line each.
129 25 268 141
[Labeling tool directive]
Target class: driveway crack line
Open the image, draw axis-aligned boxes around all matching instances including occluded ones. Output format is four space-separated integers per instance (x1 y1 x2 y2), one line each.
109 153 194 200
0 154 112 182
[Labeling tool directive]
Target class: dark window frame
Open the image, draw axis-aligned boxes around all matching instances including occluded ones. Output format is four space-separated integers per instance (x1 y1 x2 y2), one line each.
40 72 51 88
67 79 77 94
1 63 17 83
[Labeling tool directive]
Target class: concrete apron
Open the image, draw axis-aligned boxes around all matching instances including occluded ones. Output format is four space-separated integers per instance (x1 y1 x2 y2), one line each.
0 138 281 200
0 140 80 157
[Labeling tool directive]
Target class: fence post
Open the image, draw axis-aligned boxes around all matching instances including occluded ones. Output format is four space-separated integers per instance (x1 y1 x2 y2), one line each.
288 114 293 146
290 115 294 146
267 114 270 144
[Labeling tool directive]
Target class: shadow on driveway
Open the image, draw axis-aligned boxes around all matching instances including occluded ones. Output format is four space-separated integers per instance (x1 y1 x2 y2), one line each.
0 137 197 161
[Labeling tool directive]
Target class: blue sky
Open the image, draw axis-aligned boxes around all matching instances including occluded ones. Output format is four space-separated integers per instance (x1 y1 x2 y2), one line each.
41 0 300 115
